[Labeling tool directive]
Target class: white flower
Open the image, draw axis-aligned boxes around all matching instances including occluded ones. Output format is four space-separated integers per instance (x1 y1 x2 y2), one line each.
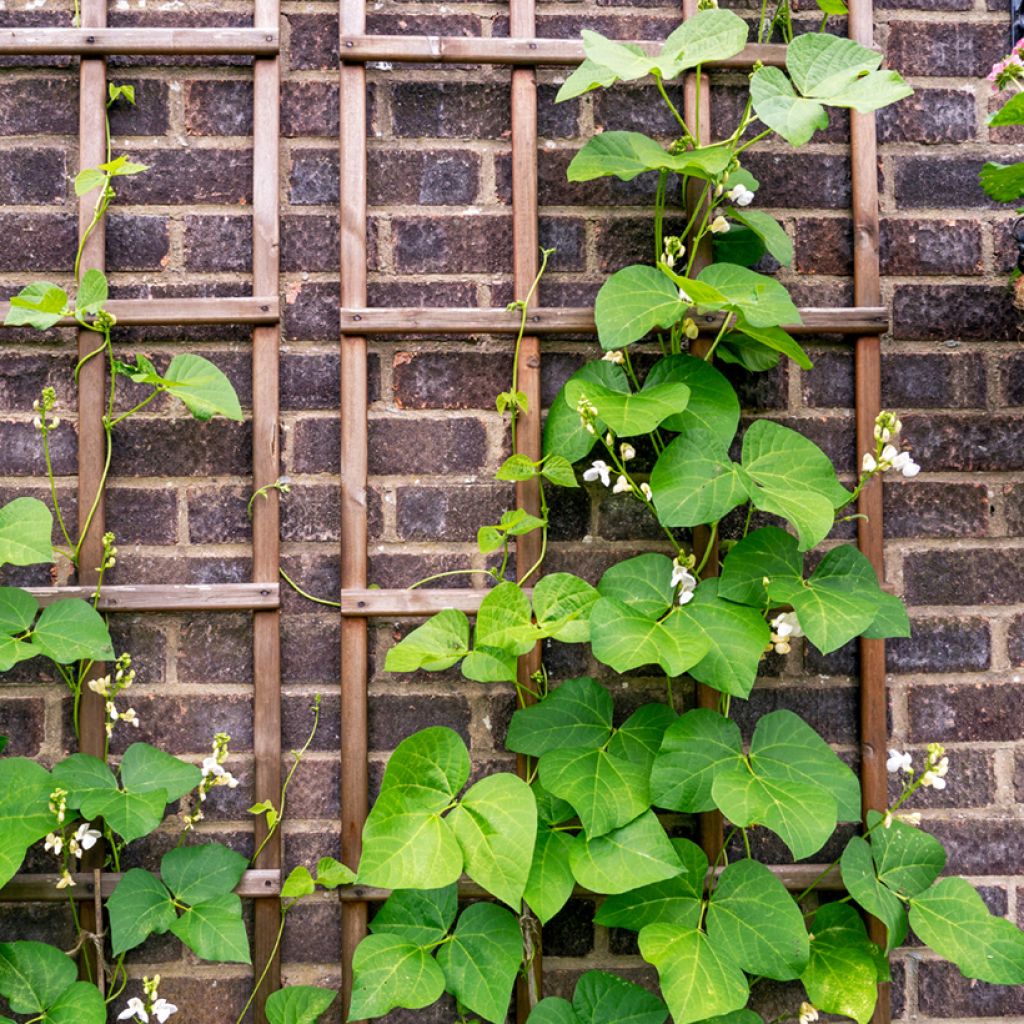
671 563 698 605
920 769 946 790
727 183 755 206
891 450 921 478
44 832 63 855
886 749 913 774
73 822 102 855
770 611 803 639
201 756 226 779
880 444 899 465
678 287 691 303
56 869 75 890
121 707 140 728
602 350 625 365
798 1002 819 1024
151 998 178 1023
582 460 612 487
862 452 877 473
107 700 118 722
118 997 149 1022
709 215 730 234
640 482 653 501
87 675 111 696
620 442 636 462
612 475 631 494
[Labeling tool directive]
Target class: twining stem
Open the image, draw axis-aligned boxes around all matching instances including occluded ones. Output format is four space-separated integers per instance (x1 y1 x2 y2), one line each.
234 906 291 1024
654 169 668 263
509 247 553 453
654 74 694 144
408 568 499 590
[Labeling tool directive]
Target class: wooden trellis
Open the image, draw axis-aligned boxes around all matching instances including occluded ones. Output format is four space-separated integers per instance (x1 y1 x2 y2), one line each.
335 0 890 1022
0 10 284 1024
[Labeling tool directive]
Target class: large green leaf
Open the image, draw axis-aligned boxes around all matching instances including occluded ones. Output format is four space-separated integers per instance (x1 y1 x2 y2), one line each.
474 581 537 657
567 131 732 183
533 573 600 644
979 161 1024 203
120 742 202 803
170 893 251 963
706 859 809 979
543 360 629 463
573 970 668 1024
718 526 803 607
447 772 537 907
867 810 945 897
4 282 69 330
644 355 739 450
0 498 53 567
161 842 249 905
564 378 690 437
650 708 742 813
0 942 76 1014
658 8 748 74
650 429 748 528
524 827 576 924
0 588 38 636
730 208 793 266
384 610 470 673
0 635 36 672
569 810 682 894
78 787 168 844
594 265 687 351
29 599 114 664
437 903 523 1024
348 934 446 1019
749 67 828 147
265 986 338 1024
107 868 176 955
44 980 106 1024
607 702 677 773
555 57 621 103
379 726 470 807
597 554 674 619
639 925 749 1024
840 836 908 952
162 354 243 422
909 877 1024 984
802 903 884 1024
506 676 612 758
0 759 54 868
696 264 802 329
370 884 458 947
539 745 649 839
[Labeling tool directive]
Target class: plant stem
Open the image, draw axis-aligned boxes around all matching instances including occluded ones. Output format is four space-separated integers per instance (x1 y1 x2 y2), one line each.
654 75 694 143
278 567 342 607
407 568 499 591
235 909 289 1024
654 169 668 264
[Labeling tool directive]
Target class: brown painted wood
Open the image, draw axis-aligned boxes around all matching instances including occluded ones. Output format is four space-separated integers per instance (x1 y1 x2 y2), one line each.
341 587 502 615
340 35 788 68
0 296 279 327
26 582 279 611
339 0 370 1010
338 306 888 335
250 3 283 1015
0 27 279 54
0 870 281 900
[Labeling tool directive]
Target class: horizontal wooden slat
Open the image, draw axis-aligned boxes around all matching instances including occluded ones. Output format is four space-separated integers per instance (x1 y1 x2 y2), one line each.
341 306 889 336
0 27 279 55
341 35 787 68
1 869 280 900
0 296 279 327
27 583 280 612
342 587 493 616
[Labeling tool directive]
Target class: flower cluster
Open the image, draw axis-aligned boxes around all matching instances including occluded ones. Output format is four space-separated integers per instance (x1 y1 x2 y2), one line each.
583 452 653 503
671 557 698 606
118 975 177 1023
861 411 920 479
988 39 1024 91
662 235 686 270
32 386 60 431
768 611 803 655
89 652 139 737
199 731 240 800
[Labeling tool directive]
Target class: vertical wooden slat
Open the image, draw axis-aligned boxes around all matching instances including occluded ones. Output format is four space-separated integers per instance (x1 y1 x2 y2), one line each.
339 0 370 1011
250 0 282 1012
849 1 889 1021
510 0 544 1013
682 0 724 866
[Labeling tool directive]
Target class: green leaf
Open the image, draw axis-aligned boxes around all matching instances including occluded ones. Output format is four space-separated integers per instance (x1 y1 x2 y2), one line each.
813 0 848 13
4 282 69 330
0 636 36 673
706 859 809 979
496 454 540 481
650 708 742 813
909 876 1024 985
50 753 115 805
506 676 612 758
597 553 674 619
461 646 518 683
100 155 149 177
532 574 599 643
45 980 106 1024
567 131 732 183
731 319 812 370
730 208 793 266
980 161 1024 202
29 599 114 664
543 360 629 462
802 903 882 1024
533 778 576 826
644 354 740 451
265 986 338 1024
107 868 176 955
639 925 749 1024
0 942 76 1013
161 842 249 905
990 91 1024 126
861 590 912 640
315 856 356 889
348 933 446 1019
676 580 771 698
717 334 781 373
378 727 470 806
76 268 107 314
713 226 767 268
582 30 660 80
120 742 202 802
0 498 53 567
697 263 802 329
564 378 690 437
437 902 523 1024
162 354 242 422
541 455 579 489
448 772 536 907
385 610 470 673
0 587 38 636
867 809 945 897
595 838 706 931
573 970 668 1024
529 998 579 1024
594 265 687 351
474 582 538 657
840 836 908 952
74 167 108 196
569 810 682 894
370 884 458 947
750 67 830 147
524 827 576 924
658 8 748 74
718 526 803 607
170 892 251 963
555 58 621 103
607 702 676 773
76 786 168 844
589 597 711 679
650 429 748 528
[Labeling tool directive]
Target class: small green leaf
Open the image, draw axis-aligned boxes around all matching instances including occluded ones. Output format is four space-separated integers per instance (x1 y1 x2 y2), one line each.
120 742 202 803
506 676 612 758
0 498 53 567
594 265 687 351
370 884 457 947
980 161 1024 202
348 934 446 1019
543 360 629 462
281 866 316 900
162 354 243 422
567 131 732 183
532 573 599 643
555 57 620 103
840 836 908 952
29 599 114 664
170 893 251 963
496 454 540 481
750 67 829 147
107 868 176 955
569 810 682 894
581 30 659 80
657 8 748 75
385 610 470 673
541 455 580 489
989 91 1024 126
5 282 69 330
729 208 793 266
867 809 945 897
524 827 576 925
100 154 149 176
76 268 108 314
265 986 338 1024
461 645 518 683
565 378 690 438
0 587 38 636
474 582 537 657
314 856 356 889
74 167 108 196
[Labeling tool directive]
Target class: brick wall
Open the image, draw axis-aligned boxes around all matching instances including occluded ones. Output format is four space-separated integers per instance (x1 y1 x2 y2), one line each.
0 0 1023 1020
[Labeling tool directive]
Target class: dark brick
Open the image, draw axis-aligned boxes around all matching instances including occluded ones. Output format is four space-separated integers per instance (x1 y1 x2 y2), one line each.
107 214 170 272
894 156 995 210
183 215 253 273
368 417 489 475
0 420 76 476
107 79 170 136
368 280 477 308
904 548 1024 606
1004 484 1024 537
917 961 1024 1017
885 20 1006 77
396 484 511 541
282 483 342 542
0 903 75 946
282 81 340 137
368 694 471 750
877 88 976 144
888 616 991 673
281 213 339 272
546 485 591 542
593 83 686 136
794 217 851 276
283 902 342 963
282 755 340 820
0 213 75 272
288 416 339 474
283 281 341 342
0 698 44 756
107 616 167 685
280 350 350 409
393 350 513 410
105 486 179 545
106 694 253 754
881 218 984 276
184 79 253 136
0 78 77 134
910 682 1024 743
539 146 659 207
279 553 340 613
113 149 252 205
369 148 480 205
109 419 251 477
542 899 596 957
0 148 66 204
391 83 510 139
595 490 664 541
889 748 995 808
885 481 990 538
289 147 339 205
368 552 474 590
289 12 340 70
742 152 852 210
392 215 512 274
538 84 580 139
894 285 1020 341
282 615 341 685
902 412 1024 470
999 350 1024 405
730 685 858 744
